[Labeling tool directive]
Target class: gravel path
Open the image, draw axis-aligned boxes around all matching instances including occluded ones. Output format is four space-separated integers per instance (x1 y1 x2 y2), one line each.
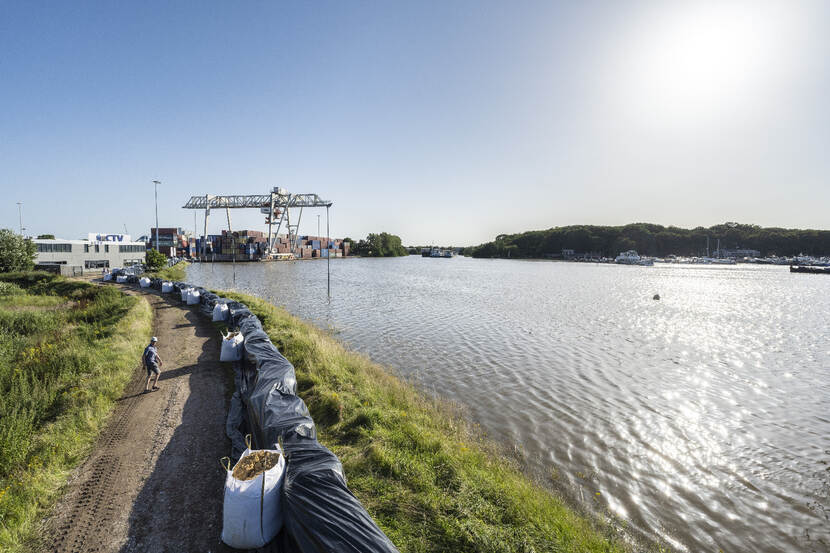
43 288 236 553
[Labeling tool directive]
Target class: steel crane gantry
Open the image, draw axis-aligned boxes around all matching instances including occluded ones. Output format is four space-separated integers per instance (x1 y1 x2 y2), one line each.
182 188 332 259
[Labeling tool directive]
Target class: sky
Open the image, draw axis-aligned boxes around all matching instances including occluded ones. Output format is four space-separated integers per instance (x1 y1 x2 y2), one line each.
1 1 828 246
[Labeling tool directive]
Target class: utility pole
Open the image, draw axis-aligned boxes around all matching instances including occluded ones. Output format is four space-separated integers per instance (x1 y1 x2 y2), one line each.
317 214 320 239
153 180 161 252
330 206 331 301
16 202 24 235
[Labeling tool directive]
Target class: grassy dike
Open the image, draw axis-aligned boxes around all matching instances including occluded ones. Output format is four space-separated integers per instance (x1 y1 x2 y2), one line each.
0 272 152 552
219 290 628 553
147 260 188 282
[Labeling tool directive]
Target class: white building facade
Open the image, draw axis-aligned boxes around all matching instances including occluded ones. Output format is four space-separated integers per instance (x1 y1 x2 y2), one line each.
34 234 146 272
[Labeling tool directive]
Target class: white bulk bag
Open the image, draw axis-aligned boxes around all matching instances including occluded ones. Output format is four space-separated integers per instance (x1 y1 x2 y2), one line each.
221 444 285 549
139 277 151 288
116 275 128 283
180 287 191 302
186 289 201 305
103 273 112 281
212 302 229 322
161 281 173 293
220 331 244 362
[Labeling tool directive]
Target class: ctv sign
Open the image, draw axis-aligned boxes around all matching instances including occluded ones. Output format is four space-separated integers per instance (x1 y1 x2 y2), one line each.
88 233 132 243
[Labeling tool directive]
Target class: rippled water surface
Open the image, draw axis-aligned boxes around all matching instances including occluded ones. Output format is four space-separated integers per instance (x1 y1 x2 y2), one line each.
187 258 830 552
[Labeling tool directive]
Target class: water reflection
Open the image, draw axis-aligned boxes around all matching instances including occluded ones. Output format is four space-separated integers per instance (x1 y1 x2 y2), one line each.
187 258 830 552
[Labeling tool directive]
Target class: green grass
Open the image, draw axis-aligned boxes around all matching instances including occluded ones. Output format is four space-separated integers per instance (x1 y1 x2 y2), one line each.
219 290 629 553
146 261 189 282
0 272 152 552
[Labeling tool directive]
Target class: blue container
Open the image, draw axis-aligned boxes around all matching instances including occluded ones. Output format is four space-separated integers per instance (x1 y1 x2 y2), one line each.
312 240 321 249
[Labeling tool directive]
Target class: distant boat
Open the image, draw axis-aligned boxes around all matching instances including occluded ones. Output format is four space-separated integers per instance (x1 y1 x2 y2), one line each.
790 265 830 275
615 250 653 266
422 247 453 258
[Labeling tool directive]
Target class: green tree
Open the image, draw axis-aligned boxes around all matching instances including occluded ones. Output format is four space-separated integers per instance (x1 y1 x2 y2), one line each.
36 234 55 239
0 229 37 273
353 232 408 257
145 248 167 271
467 223 830 259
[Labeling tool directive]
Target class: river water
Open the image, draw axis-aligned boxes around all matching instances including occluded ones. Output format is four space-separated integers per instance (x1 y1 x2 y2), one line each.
186 257 830 552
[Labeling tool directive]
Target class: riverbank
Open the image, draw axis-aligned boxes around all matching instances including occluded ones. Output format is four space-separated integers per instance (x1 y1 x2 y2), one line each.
218 289 628 552
0 272 152 552
146 260 188 282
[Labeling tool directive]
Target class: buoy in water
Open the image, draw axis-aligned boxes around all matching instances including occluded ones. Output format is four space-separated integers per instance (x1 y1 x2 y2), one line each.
653 294 660 300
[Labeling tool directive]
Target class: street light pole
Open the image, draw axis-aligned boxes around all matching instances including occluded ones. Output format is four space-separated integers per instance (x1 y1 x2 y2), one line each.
317 214 320 239
16 202 24 235
326 206 330 299
153 180 160 251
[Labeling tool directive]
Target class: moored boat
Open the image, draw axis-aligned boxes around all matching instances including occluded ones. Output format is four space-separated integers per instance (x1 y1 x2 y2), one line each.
615 250 653 266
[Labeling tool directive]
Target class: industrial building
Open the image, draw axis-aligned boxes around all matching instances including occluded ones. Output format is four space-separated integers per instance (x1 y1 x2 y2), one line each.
34 234 147 273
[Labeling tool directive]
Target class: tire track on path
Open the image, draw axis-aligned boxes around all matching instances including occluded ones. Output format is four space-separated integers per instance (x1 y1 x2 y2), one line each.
43 288 233 553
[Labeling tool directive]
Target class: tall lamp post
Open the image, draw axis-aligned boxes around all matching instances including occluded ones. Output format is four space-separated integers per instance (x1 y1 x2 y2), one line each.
16 202 25 236
153 180 160 251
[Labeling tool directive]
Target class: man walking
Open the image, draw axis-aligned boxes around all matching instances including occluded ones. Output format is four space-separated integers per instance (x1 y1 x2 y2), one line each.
143 336 163 392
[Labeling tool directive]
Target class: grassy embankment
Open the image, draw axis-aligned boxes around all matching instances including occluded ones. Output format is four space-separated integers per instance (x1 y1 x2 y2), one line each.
219 290 628 553
0 272 152 552
146 260 188 282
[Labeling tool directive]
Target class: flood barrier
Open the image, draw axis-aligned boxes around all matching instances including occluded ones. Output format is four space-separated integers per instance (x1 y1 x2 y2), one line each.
124 276 399 553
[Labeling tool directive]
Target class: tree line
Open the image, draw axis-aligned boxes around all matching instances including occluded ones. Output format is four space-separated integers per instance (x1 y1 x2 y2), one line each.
343 232 408 257
462 223 830 259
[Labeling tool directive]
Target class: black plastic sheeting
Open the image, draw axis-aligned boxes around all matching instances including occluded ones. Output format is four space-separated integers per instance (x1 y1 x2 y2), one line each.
122 277 398 553
280 432 399 553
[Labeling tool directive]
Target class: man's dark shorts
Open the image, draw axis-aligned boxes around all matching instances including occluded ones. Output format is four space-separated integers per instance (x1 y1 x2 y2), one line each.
147 364 161 377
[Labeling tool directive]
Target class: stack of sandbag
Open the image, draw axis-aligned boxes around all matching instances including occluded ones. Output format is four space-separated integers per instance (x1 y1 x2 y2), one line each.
212 302 229 322
220 331 244 362
200 291 220 315
139 277 151 288
103 273 112 281
221 440 285 549
186 289 201 305
180 287 192 302
280 430 399 553
161 281 173 293
116 275 128 283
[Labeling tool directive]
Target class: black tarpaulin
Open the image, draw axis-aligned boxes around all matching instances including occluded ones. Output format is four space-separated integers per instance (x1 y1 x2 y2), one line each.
281 433 399 553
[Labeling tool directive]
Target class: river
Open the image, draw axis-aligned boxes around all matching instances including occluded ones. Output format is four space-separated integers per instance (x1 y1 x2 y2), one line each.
186 257 830 552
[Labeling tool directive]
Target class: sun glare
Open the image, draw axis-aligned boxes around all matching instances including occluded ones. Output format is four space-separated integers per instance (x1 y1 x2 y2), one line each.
610 1 807 126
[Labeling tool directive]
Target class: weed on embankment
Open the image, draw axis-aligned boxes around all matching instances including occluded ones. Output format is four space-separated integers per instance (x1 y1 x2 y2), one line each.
220 290 629 553
146 261 189 282
0 272 152 552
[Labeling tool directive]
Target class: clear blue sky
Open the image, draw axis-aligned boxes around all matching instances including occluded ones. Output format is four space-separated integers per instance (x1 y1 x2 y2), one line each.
2 1 828 245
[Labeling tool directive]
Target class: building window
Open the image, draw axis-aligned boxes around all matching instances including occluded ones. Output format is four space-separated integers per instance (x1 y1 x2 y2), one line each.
36 243 72 253
84 244 89 253
95 244 100 253
84 260 110 269
105 245 109 253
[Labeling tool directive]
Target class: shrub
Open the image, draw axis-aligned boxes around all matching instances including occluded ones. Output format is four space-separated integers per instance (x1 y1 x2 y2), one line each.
0 230 36 273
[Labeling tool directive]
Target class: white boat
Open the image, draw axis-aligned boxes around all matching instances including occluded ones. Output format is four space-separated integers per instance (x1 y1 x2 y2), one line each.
422 247 453 258
615 250 653 266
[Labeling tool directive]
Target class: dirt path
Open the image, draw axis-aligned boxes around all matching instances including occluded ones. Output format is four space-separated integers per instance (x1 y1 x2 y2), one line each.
43 288 237 553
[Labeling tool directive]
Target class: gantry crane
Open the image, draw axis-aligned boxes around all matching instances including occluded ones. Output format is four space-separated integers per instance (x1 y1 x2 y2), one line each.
182 188 332 259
